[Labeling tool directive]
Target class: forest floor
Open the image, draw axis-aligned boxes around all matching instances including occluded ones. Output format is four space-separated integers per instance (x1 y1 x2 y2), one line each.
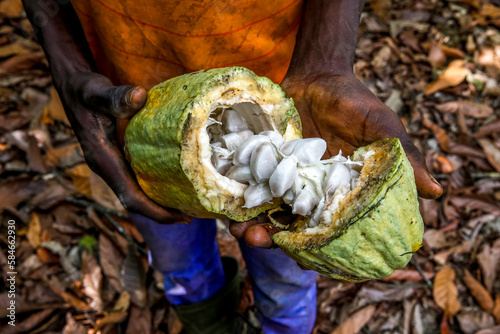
0 0 499 333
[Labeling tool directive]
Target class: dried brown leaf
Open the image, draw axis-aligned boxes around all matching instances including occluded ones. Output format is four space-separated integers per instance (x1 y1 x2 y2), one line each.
439 45 465 58
37 245 60 264
477 241 500 294
49 286 91 312
433 267 461 317
475 119 500 137
480 4 500 19
478 139 500 173
0 308 54 334
494 294 500 324
371 45 392 70
475 326 500 334
434 241 474 265
425 60 469 95
27 135 48 173
457 310 495 334
27 212 41 248
95 292 130 330
449 196 500 216
88 171 125 211
62 312 86 334
0 44 29 58
82 251 103 312
419 198 440 228
125 305 152 334
114 291 131 312
436 101 494 119
45 143 84 168
412 303 425 334
354 285 414 307
65 164 92 198
0 111 32 132
330 305 376 334
40 87 69 125
381 269 435 281
99 234 124 292
122 243 147 308
0 0 24 18
422 113 450 151
0 51 45 74
423 229 458 249
436 156 455 173
31 181 73 210
429 41 446 68
371 0 391 19
96 310 128 330
463 269 494 313
478 47 500 75
453 0 480 8
399 29 421 52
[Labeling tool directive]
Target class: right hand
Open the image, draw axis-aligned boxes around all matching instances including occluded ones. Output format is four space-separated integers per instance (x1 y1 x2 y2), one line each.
58 72 190 224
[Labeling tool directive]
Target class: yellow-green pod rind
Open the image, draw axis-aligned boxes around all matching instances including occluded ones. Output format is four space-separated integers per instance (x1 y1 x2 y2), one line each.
273 138 424 282
124 67 301 221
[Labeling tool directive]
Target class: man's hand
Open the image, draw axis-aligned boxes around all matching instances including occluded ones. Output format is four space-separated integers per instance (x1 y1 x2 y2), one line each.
230 0 442 249
231 73 443 249
281 72 443 199
22 1 188 225
59 72 188 224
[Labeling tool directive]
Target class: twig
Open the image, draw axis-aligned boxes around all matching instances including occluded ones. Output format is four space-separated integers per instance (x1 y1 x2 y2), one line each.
411 256 433 290
102 212 129 240
103 212 147 256
433 172 500 180
66 196 128 218
374 281 428 289
66 196 147 255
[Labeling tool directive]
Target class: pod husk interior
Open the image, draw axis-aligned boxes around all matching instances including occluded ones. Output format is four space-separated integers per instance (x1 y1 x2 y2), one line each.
273 138 424 282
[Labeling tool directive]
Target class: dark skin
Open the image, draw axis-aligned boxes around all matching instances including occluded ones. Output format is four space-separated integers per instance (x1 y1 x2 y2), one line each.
24 0 442 248
231 0 443 246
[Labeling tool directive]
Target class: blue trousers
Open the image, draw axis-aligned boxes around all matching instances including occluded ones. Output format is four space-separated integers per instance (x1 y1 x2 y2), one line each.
131 215 317 334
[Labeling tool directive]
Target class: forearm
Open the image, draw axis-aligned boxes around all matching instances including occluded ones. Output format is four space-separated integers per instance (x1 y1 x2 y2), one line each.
22 0 95 85
288 0 365 76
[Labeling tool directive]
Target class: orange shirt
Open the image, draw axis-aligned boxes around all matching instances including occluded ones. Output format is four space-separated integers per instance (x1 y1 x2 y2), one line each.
71 0 304 89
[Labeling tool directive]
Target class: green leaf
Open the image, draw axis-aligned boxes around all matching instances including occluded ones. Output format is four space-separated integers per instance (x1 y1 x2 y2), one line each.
79 235 98 255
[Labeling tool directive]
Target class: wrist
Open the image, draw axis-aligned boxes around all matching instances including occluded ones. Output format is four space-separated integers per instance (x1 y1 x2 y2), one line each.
287 0 364 78
286 58 354 79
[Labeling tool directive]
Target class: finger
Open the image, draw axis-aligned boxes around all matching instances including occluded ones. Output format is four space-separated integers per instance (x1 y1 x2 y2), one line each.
83 76 147 119
243 224 277 249
84 136 188 224
229 215 269 239
101 85 147 119
366 103 443 200
401 139 443 199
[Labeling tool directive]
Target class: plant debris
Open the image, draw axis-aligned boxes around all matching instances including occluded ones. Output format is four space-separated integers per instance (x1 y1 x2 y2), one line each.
0 0 499 333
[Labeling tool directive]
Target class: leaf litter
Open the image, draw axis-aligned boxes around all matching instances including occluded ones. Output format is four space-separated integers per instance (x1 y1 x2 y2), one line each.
0 0 500 333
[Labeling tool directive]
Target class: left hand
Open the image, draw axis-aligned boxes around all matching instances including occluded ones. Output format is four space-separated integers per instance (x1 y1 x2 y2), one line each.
230 72 443 249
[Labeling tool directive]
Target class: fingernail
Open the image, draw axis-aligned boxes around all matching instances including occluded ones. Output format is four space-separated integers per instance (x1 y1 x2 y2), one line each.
126 87 138 105
429 173 441 186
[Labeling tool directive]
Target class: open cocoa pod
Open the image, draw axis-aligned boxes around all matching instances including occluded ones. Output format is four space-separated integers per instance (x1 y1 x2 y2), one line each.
124 67 424 282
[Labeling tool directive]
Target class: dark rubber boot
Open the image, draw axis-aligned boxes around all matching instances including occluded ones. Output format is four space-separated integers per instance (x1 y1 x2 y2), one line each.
173 256 240 334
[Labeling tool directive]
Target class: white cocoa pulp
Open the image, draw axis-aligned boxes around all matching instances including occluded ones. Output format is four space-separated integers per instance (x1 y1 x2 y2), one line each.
207 103 363 228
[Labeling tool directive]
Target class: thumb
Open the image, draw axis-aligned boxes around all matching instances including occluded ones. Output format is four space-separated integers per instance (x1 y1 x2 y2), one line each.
84 77 148 119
